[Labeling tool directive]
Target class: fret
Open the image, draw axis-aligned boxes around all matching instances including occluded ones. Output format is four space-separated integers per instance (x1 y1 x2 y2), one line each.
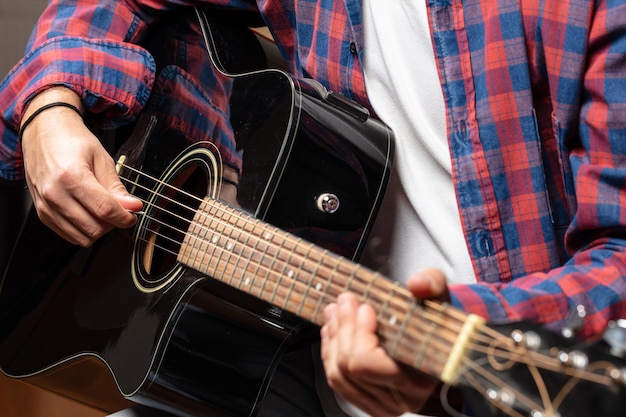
359 268 376 304
343 262 359 295
258 237 277 299
412 305 444 370
264 235 288 306
322 256 341 311
184 201 204 271
227 210 250 286
178 197 469 383
282 240 316 311
201 201 223 278
209 204 232 280
219 206 241 283
295 241 316 317
310 249 330 325
388 298 417 358
241 222 270 292
258 226 282 301
178 207 199 265
379 280 400 328
279 238 300 310
192 201 212 267
196 203 214 274
238 215 260 289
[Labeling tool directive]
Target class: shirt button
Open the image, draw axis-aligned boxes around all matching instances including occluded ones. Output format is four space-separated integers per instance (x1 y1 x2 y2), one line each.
349 42 358 56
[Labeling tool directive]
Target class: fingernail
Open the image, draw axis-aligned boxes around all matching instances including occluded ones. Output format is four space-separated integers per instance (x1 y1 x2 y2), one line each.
337 293 349 306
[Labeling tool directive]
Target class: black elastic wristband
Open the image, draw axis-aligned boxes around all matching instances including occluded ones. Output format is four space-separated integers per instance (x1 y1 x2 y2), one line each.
18 102 83 141
221 177 239 189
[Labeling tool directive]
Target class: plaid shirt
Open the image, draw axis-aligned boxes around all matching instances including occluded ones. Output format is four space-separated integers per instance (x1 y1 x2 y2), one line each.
1 0 626 339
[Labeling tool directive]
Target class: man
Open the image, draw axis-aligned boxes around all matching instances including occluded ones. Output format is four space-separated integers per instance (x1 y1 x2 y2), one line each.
1 0 626 416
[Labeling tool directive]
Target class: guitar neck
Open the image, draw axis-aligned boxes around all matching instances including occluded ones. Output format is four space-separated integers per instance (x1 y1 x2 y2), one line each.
177 196 483 384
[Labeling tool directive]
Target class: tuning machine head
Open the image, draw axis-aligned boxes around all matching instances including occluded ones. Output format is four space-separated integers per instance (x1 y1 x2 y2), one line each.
604 319 626 359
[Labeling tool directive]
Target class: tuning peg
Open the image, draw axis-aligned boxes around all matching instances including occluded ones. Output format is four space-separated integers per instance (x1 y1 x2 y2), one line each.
485 387 516 408
529 411 561 417
561 304 586 338
511 329 542 351
607 367 626 387
603 319 626 359
557 349 589 369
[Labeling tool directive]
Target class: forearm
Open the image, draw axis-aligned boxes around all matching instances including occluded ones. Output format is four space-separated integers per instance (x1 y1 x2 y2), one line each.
449 245 626 341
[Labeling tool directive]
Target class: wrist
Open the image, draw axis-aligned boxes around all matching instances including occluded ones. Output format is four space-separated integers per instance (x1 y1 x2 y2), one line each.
21 86 84 127
19 87 85 142
18 102 84 142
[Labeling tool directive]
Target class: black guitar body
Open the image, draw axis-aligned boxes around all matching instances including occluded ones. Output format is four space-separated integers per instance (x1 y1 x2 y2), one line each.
0 9 394 417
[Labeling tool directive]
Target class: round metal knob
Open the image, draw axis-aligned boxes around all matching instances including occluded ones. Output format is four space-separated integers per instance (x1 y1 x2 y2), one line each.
316 193 340 214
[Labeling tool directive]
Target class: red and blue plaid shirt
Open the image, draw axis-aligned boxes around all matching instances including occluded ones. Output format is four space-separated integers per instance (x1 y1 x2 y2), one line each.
1 0 626 339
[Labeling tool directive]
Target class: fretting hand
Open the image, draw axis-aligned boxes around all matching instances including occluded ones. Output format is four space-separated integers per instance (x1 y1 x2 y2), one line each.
321 269 451 416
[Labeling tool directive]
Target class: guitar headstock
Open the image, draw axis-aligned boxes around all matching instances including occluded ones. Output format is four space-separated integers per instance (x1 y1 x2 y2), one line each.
454 320 626 417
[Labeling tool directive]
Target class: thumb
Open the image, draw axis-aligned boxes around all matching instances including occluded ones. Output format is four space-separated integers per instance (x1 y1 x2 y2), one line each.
406 269 450 302
109 180 143 212
91 145 143 213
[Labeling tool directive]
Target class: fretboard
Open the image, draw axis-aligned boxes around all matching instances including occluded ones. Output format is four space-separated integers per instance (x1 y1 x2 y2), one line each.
177 197 484 383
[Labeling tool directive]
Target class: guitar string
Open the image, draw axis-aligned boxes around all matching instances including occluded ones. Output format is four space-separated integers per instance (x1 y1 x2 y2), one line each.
118 162 499 358
450 339 578 417
118 165 616 412
119 164 473 330
467 343 582 417
118 164 618 395
118 165 474 355
119 163 456 329
119 164 618 387
451 324 625 415
116 167 478 368
118 167 616 406
457 362 528 417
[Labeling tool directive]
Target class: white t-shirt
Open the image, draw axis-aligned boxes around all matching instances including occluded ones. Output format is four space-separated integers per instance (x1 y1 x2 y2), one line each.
358 0 475 286
325 0 476 415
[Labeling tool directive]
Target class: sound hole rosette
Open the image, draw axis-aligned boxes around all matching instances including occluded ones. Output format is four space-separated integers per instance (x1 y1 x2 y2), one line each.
131 143 222 293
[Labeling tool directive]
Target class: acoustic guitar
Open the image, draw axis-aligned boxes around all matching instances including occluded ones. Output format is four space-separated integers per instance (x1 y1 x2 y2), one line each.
1 7 625 417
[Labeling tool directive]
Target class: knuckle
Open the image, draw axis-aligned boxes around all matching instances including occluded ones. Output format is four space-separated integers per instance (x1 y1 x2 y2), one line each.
94 199 118 219
325 369 342 389
83 222 108 240
345 358 366 375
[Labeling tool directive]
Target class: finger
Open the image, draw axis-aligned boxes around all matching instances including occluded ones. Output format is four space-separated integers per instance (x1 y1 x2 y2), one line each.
41 210 95 246
33 190 101 246
320 303 338 363
33 164 132 246
334 293 361 361
90 152 143 228
322 295 440 416
406 268 450 301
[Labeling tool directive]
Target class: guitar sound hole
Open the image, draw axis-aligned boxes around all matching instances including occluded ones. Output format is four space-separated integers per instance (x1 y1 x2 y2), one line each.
142 165 208 278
